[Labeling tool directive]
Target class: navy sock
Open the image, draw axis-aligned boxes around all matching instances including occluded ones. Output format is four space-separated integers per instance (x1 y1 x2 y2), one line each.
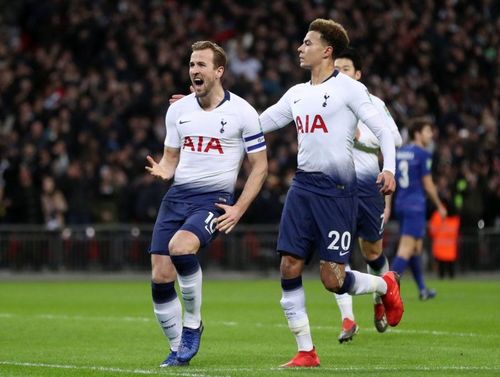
391 256 408 276
366 254 387 272
281 276 303 291
336 271 354 295
170 254 200 276
409 255 426 291
151 281 177 304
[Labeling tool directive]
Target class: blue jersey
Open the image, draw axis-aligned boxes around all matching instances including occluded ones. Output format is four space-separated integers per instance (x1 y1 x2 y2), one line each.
395 144 432 212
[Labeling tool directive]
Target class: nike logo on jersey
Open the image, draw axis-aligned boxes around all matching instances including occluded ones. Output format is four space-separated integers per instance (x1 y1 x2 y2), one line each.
179 120 191 124
339 250 349 256
293 99 302 104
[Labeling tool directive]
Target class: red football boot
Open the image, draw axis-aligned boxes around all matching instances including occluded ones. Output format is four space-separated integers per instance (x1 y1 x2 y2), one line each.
381 271 404 326
280 347 320 368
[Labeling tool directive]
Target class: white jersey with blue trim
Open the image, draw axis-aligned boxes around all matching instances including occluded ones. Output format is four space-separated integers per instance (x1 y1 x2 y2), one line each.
164 90 266 195
260 70 396 188
354 94 402 196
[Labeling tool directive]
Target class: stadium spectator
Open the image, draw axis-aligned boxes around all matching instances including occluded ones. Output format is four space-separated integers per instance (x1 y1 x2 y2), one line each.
0 0 497 233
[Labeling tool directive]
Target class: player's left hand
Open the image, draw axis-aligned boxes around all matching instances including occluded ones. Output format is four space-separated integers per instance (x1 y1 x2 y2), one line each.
214 203 244 234
377 170 396 195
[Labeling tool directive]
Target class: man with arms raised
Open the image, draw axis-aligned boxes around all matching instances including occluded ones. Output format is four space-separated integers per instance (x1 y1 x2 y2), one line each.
146 41 267 367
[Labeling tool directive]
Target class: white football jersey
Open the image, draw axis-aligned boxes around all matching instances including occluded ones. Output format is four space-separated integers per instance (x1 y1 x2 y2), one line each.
354 94 402 196
260 70 395 187
165 90 265 194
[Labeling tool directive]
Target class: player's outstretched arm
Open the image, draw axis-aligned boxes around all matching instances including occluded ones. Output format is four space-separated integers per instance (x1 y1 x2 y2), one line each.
216 150 268 234
145 147 180 181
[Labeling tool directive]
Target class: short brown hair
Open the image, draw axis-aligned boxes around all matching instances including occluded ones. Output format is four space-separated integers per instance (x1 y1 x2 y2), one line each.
191 41 227 69
309 19 349 57
408 117 432 140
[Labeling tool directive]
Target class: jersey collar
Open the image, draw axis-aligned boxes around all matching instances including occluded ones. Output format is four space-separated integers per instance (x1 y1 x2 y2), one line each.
196 89 231 109
309 69 339 85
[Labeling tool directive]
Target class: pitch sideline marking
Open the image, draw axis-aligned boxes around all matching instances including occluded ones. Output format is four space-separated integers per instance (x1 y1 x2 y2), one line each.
0 361 220 377
0 312 494 339
1 360 499 375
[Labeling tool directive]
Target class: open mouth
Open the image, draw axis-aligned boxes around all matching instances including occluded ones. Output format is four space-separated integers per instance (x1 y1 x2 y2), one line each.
193 78 204 88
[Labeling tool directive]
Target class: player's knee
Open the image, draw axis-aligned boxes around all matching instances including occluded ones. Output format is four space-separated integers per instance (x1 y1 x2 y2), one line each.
320 262 344 293
151 261 176 282
321 274 342 292
168 231 200 256
280 255 303 278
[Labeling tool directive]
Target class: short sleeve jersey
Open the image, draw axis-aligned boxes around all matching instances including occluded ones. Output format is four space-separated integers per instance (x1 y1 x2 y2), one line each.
164 90 265 197
260 70 387 193
395 144 432 212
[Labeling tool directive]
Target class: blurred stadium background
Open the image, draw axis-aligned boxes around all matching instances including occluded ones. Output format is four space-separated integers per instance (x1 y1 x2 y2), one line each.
0 0 498 274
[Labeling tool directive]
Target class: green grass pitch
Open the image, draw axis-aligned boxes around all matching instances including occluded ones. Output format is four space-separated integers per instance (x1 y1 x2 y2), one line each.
1 276 500 377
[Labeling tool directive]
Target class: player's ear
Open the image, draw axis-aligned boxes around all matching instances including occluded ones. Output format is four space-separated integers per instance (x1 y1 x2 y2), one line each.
355 70 362 80
215 66 224 79
324 45 333 58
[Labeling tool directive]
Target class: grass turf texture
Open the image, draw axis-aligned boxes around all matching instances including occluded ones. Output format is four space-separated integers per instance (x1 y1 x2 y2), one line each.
1 277 499 377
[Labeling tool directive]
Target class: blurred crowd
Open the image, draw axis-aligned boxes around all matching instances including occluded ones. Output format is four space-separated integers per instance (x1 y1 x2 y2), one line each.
0 0 498 231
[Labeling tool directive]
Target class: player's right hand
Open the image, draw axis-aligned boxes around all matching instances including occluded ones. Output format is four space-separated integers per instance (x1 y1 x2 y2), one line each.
438 204 448 219
145 155 171 181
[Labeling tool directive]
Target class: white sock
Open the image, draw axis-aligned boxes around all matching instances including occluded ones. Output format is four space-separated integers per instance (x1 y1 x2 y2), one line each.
177 267 202 329
335 293 354 321
367 256 389 304
348 270 387 295
280 287 313 352
153 297 182 351
335 265 354 320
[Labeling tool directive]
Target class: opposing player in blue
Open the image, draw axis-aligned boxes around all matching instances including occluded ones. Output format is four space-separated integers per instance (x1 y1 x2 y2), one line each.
260 19 404 367
392 118 447 300
146 41 267 367
333 48 402 342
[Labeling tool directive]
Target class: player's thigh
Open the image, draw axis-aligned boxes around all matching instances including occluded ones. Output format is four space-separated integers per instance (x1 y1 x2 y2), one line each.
149 199 187 255
356 194 385 243
397 209 426 239
312 194 358 264
170 203 224 253
151 254 176 282
277 186 316 261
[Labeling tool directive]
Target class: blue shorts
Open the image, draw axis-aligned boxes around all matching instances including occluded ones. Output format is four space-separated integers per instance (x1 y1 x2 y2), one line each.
356 194 385 242
277 185 357 263
149 198 224 255
395 208 426 239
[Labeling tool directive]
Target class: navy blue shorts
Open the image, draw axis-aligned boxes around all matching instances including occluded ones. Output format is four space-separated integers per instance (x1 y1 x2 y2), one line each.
149 198 224 255
277 185 357 263
395 208 426 239
356 194 385 242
